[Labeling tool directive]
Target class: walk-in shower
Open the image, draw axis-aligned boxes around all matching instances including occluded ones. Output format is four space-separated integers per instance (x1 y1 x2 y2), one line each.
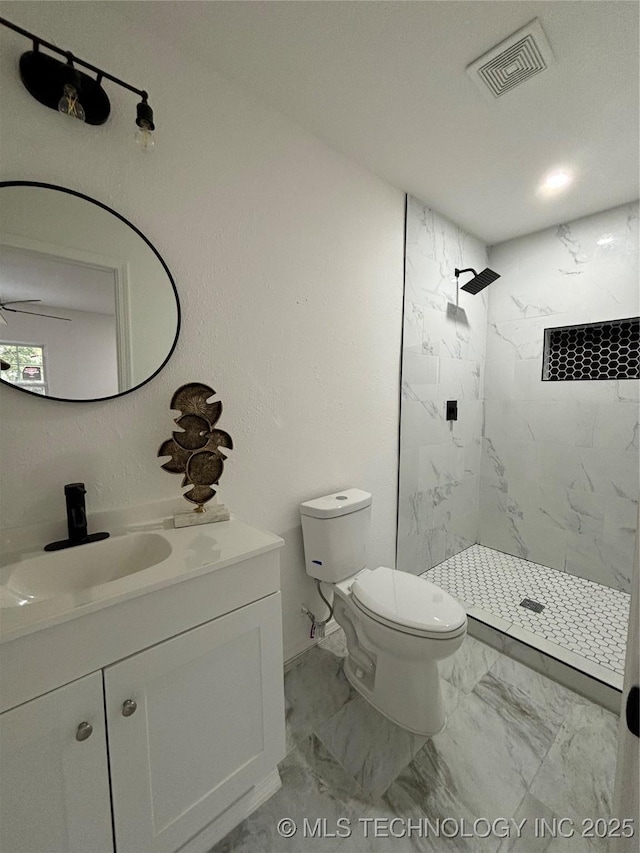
400 195 638 714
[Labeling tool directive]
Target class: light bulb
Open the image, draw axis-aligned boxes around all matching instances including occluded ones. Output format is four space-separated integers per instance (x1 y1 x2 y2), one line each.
135 120 155 152
58 84 85 121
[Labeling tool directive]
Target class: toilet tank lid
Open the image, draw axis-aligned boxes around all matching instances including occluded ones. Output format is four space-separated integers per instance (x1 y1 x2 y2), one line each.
300 488 372 519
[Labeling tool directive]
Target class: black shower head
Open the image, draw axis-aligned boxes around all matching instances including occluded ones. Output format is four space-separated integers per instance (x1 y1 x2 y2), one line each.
455 267 501 294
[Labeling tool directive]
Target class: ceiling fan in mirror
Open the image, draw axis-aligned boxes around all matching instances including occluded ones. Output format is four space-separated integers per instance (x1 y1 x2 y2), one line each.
0 299 72 325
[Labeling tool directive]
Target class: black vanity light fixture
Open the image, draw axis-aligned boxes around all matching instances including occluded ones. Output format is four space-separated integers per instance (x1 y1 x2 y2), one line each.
0 16 156 151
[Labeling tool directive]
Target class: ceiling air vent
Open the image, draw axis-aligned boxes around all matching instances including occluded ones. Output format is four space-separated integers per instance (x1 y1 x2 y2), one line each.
466 19 556 100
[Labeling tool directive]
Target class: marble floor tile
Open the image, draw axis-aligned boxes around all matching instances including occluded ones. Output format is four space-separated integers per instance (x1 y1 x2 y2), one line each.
315 694 428 800
211 736 373 853
383 682 553 839
497 794 623 853
320 814 418 853
434 649 585 814
438 634 501 693
284 645 355 751
528 703 618 821
314 670 463 800
485 653 585 728
359 797 501 853
471 672 571 769
440 673 464 718
295 733 373 807
318 626 348 658
382 738 504 853
216 636 621 853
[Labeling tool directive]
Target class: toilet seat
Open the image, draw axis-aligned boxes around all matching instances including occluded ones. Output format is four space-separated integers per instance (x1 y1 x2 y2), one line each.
350 566 466 638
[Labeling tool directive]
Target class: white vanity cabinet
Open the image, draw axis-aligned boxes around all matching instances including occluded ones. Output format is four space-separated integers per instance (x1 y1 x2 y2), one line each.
0 519 286 853
105 594 285 853
0 671 113 853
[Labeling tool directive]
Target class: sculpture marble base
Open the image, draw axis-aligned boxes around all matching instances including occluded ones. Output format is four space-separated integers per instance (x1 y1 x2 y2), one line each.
173 504 230 528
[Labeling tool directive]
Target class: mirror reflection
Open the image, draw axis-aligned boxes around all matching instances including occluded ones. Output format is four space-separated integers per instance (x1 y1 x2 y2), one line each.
0 183 180 401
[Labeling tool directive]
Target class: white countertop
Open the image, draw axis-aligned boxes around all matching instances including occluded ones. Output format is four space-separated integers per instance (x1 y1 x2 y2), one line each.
0 517 283 645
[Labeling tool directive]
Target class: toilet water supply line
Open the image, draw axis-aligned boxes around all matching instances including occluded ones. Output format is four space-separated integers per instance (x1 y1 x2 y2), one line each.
301 579 334 639
301 583 376 677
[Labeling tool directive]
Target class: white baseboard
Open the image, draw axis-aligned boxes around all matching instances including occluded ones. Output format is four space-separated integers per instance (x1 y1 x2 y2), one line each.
284 619 341 669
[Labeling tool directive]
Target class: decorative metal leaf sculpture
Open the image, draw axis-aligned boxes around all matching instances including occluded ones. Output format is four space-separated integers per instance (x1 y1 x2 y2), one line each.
158 383 233 511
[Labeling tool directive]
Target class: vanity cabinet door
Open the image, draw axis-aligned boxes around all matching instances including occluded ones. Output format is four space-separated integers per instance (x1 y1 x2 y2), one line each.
104 592 285 853
0 671 113 853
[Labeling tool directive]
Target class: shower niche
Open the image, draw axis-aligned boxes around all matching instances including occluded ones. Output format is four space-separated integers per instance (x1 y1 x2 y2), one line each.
542 317 640 381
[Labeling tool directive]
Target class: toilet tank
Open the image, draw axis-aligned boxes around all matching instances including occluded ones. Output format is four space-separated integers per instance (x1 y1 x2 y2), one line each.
300 489 372 582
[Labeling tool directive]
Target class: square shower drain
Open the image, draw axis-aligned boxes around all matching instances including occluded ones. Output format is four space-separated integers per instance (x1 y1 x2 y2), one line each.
520 598 545 613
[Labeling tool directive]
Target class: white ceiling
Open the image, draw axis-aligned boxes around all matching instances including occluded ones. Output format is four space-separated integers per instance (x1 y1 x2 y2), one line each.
120 1 639 245
0 246 116 314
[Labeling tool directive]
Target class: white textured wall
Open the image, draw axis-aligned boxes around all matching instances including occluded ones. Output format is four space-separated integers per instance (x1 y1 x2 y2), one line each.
481 203 639 592
0 2 404 660
397 196 488 573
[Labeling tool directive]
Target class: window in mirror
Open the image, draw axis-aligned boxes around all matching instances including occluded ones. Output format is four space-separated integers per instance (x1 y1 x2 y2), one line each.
0 342 48 395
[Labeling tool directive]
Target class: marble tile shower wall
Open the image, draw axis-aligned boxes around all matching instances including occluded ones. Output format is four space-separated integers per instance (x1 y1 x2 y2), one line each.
398 196 489 574
481 202 639 593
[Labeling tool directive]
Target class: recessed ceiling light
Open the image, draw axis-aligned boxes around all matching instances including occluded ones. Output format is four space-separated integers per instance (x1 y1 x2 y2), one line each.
538 169 573 196
541 170 573 192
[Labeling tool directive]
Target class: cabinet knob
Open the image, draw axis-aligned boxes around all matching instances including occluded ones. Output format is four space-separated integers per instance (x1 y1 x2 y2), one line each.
122 699 137 717
75 721 93 741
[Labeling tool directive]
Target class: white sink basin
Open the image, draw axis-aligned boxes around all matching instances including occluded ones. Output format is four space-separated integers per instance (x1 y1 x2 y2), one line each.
0 532 172 608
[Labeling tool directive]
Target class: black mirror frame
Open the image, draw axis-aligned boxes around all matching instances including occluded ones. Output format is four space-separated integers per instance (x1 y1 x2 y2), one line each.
0 180 181 403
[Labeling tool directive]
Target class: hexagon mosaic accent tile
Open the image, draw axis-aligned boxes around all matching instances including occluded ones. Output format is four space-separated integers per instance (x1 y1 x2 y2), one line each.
543 316 639 381
425 545 629 675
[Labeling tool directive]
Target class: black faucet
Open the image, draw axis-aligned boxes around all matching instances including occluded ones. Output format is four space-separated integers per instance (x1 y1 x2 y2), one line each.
45 483 109 551
65 483 88 543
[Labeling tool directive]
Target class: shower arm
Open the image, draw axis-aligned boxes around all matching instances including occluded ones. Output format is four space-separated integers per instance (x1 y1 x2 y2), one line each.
454 267 478 308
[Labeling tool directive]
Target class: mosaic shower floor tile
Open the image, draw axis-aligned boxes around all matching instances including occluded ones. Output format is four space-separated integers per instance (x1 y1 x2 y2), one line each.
425 545 629 676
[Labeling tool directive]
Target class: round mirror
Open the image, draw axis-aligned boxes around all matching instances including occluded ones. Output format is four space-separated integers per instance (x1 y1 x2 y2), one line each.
0 181 180 402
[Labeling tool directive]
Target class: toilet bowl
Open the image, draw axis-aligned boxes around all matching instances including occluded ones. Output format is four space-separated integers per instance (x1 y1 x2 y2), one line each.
300 489 467 736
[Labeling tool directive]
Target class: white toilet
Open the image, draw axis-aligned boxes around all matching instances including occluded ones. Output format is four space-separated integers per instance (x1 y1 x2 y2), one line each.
300 488 467 736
